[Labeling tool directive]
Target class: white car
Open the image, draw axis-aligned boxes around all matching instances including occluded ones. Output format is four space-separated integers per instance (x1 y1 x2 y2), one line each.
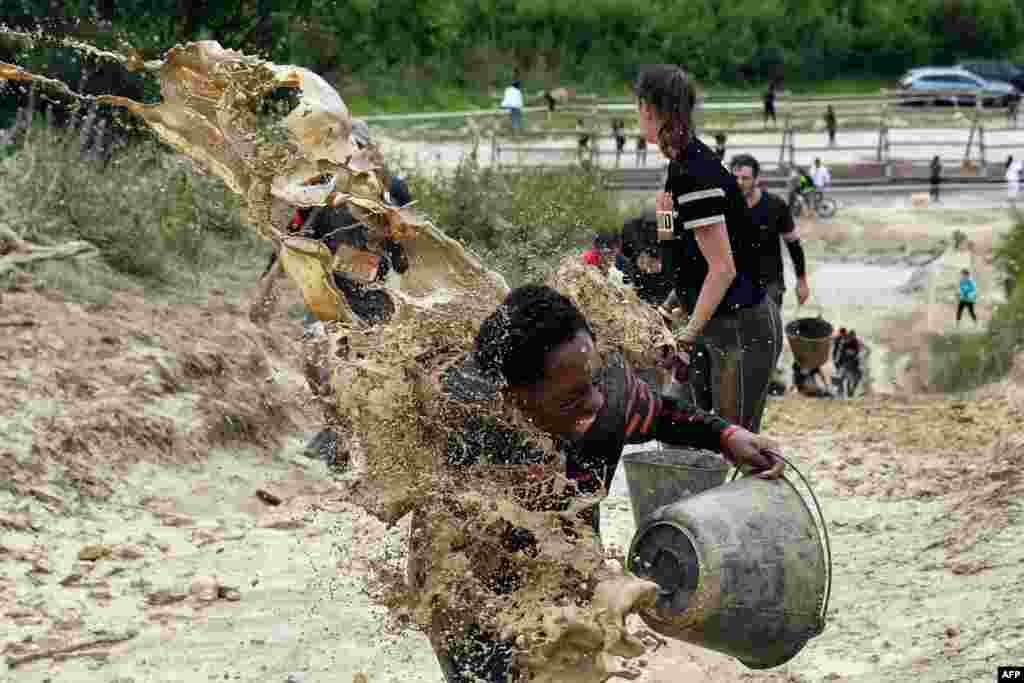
898 66 1018 107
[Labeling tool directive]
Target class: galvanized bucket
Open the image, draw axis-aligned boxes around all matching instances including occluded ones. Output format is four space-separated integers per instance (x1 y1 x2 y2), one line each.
626 456 832 669
621 448 730 527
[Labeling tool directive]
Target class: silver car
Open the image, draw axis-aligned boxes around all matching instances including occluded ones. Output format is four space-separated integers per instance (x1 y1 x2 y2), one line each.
898 66 1018 107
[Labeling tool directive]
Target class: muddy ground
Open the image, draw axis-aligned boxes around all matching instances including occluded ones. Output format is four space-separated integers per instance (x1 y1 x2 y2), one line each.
1 207 1022 683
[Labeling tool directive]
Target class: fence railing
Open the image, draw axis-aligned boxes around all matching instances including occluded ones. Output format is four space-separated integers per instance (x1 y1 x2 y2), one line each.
491 110 1021 181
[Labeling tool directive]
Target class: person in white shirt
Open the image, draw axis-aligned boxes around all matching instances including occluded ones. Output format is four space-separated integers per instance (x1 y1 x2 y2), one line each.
500 80 524 132
1006 156 1021 201
811 157 831 189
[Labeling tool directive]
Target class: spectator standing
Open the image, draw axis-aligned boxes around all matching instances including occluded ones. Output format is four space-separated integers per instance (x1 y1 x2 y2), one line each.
612 118 626 167
930 156 942 202
764 80 777 128
501 80 524 133
1007 156 1022 201
825 105 837 147
811 157 831 189
543 90 556 121
635 134 648 166
576 118 590 164
957 269 978 326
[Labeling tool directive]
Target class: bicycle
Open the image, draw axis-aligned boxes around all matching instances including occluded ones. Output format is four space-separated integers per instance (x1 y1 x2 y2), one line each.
791 188 838 219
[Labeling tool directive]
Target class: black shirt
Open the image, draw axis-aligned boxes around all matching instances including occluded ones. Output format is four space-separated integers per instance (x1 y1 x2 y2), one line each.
664 137 766 317
748 190 799 288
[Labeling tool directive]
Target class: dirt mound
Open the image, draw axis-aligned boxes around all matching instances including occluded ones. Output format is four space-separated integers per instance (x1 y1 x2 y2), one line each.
0 283 305 504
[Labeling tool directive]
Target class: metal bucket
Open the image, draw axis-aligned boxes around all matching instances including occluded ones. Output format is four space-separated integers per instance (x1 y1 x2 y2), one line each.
785 316 833 370
626 458 832 669
621 448 731 528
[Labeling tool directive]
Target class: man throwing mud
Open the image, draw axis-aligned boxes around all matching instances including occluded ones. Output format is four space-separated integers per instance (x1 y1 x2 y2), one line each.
731 154 810 310
425 285 785 682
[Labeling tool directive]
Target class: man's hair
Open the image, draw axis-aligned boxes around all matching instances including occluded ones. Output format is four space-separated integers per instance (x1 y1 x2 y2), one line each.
730 154 760 177
474 285 593 387
962 269 970 275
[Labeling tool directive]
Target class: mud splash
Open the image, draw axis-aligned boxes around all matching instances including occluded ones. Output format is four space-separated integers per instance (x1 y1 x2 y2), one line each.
1 39 674 681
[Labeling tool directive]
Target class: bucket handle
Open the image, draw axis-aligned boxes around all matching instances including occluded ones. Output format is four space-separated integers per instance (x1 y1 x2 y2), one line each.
730 451 832 634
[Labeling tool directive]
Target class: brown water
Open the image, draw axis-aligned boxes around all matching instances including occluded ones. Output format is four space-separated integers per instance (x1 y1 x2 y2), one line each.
1 36 676 681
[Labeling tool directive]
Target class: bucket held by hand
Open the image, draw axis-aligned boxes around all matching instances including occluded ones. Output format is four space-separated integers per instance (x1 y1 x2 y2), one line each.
626 461 832 669
621 448 730 528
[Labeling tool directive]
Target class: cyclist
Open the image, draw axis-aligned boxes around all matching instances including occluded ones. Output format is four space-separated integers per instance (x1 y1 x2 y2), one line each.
788 166 816 213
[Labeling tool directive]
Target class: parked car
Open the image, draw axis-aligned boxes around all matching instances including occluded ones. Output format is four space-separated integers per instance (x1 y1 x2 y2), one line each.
958 60 1024 93
897 67 1018 107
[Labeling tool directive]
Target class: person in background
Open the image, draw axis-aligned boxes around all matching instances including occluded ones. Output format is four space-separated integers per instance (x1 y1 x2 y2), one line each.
576 118 590 163
957 268 978 327
713 132 728 159
788 165 816 215
635 133 648 167
832 326 849 366
811 157 831 190
825 105 837 147
501 80 524 133
636 64 782 434
731 153 810 310
1007 155 1021 202
836 329 865 395
792 361 833 398
621 208 674 306
613 118 627 167
296 119 410 461
581 232 619 275
543 90 556 120
930 155 942 202
764 80 777 128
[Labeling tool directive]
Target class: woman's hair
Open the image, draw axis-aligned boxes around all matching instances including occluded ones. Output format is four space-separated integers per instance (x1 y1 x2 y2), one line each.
474 285 592 387
634 64 698 159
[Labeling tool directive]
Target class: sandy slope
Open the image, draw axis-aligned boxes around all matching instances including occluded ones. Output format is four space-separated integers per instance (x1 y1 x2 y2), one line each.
2 208 1022 683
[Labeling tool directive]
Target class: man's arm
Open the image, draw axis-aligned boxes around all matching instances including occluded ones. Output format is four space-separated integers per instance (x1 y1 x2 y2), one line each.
779 201 809 304
619 366 785 478
620 363 729 451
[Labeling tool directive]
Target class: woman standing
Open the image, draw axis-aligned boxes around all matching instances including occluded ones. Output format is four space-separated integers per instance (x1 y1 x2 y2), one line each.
636 64 782 433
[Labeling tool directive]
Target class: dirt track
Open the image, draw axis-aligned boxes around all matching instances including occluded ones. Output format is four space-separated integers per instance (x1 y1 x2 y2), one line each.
2 208 1023 682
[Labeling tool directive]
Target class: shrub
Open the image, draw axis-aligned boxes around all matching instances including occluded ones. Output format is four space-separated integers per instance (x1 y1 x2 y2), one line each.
0 105 255 292
404 155 628 286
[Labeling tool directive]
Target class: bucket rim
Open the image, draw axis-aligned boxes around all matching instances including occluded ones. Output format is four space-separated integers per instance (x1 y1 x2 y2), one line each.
621 450 731 472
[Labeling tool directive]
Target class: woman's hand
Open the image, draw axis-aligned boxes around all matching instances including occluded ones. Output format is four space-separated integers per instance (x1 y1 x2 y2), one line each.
656 342 693 383
722 428 785 479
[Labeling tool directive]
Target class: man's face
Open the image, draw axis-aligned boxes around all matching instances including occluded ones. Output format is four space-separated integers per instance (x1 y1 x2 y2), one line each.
733 164 758 198
510 331 606 436
637 252 662 273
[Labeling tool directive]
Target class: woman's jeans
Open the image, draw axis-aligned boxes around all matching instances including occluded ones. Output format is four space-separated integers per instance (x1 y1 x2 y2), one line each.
687 297 783 433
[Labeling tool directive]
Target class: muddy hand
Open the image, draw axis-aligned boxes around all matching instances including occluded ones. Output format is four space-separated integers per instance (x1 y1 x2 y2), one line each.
723 430 786 479
656 344 691 383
